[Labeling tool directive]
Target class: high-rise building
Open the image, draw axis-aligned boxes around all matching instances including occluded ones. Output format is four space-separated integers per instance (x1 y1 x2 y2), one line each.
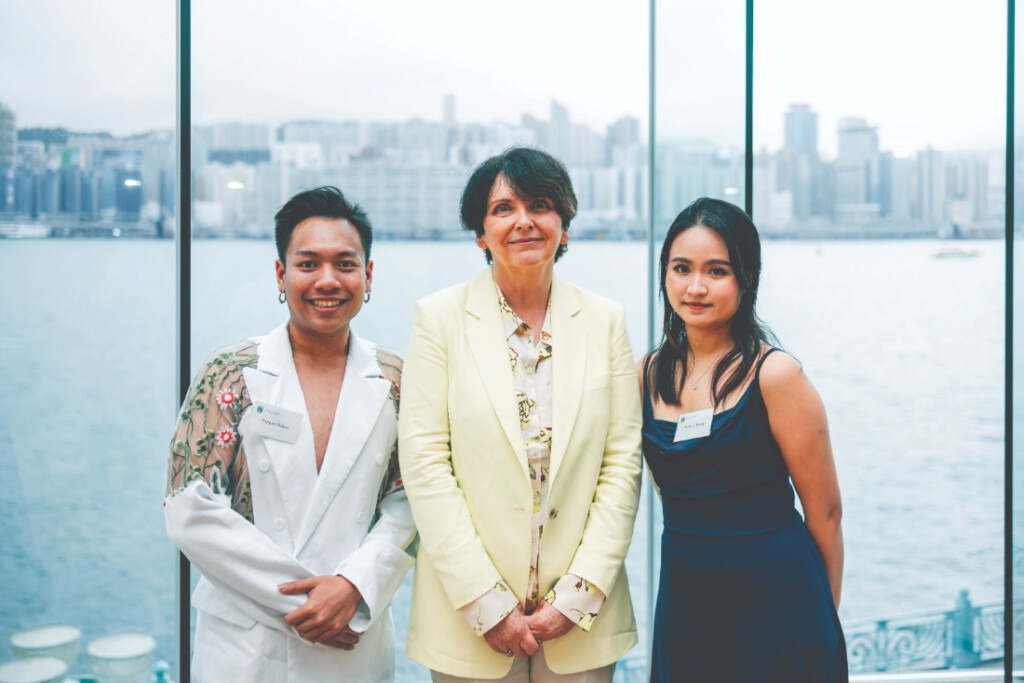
0 102 16 167
879 152 912 221
777 105 821 222
784 104 817 156
606 115 641 166
916 147 945 224
835 117 880 220
549 100 572 165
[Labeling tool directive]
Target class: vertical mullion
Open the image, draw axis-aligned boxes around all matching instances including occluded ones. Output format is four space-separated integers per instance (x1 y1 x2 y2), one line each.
646 0 657 677
175 0 192 681
744 0 754 217
1006 0 1014 678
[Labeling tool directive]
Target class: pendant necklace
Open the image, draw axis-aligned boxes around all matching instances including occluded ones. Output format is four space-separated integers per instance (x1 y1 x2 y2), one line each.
689 351 727 391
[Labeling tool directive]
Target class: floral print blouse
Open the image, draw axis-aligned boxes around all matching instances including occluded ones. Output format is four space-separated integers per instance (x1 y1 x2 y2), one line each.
165 340 405 521
458 289 605 636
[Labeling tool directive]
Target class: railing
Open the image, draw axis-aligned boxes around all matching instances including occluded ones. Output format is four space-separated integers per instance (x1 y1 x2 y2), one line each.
611 590 1012 681
846 590 1010 674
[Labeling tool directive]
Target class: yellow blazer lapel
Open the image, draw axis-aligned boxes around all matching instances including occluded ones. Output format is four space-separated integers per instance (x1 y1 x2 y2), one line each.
464 270 530 478
549 275 587 487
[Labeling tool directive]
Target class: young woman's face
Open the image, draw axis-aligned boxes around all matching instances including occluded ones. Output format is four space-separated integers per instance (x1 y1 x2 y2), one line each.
477 173 567 273
664 225 741 335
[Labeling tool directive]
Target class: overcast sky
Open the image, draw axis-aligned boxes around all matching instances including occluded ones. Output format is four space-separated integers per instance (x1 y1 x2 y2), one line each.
0 0 1008 157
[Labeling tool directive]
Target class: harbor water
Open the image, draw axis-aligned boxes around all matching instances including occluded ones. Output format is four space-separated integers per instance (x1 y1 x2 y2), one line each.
0 238 1004 678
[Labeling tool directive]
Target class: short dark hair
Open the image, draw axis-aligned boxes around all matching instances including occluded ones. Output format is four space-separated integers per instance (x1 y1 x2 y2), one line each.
274 186 373 264
460 147 577 264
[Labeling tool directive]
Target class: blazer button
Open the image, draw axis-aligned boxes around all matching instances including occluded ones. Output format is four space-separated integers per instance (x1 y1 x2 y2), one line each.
356 511 367 524
375 453 385 466
274 518 286 530
549 508 559 519
259 460 270 472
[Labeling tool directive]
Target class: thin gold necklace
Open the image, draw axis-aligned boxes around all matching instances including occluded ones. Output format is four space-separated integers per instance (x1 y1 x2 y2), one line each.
688 351 728 391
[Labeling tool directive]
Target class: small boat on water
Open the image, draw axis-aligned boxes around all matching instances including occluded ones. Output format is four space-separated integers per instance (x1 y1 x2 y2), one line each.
932 246 980 259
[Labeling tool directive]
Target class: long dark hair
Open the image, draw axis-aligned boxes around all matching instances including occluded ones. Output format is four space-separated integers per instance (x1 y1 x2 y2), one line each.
650 197 778 407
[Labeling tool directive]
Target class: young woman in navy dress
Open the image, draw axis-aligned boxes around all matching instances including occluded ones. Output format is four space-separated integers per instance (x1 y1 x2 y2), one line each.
640 198 847 682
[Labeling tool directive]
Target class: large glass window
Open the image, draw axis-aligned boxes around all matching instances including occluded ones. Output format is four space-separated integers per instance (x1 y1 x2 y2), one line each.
755 0 1006 675
651 0 747 673
2 2 1018 680
189 2 649 679
0 1 178 680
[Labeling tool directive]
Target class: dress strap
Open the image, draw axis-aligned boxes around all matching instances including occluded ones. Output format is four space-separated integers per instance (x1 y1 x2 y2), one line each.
754 347 779 383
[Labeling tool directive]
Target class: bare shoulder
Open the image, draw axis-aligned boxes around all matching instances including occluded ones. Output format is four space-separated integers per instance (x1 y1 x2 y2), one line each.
758 348 826 415
758 349 812 395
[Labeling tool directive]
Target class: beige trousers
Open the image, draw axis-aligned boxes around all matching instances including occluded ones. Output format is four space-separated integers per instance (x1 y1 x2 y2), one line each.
430 646 615 683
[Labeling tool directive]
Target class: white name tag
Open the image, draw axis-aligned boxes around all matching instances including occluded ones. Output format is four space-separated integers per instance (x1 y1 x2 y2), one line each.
673 407 714 442
252 402 303 444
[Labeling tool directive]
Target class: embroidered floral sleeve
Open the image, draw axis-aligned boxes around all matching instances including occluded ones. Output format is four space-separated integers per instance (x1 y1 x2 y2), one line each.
166 341 258 522
374 347 405 509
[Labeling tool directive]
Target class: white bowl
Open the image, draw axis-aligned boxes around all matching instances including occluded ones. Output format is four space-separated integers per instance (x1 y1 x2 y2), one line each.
10 624 81 666
0 656 68 683
87 633 156 683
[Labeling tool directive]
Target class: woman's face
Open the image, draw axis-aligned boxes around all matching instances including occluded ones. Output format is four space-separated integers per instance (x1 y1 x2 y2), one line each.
477 173 567 274
275 216 372 340
664 225 741 335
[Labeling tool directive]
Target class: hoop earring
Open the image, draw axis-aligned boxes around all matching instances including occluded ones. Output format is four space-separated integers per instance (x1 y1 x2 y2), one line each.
278 291 286 304
363 291 371 304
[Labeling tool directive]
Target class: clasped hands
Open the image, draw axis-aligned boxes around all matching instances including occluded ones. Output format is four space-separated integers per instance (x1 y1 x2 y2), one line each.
279 575 363 650
483 600 575 658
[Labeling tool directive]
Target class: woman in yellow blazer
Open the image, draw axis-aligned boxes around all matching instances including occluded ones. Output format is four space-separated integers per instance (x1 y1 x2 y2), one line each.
399 147 643 682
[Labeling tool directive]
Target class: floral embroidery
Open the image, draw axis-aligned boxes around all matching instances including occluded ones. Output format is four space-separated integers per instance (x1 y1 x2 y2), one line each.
216 388 237 410
373 347 406 525
214 425 237 448
166 341 258 522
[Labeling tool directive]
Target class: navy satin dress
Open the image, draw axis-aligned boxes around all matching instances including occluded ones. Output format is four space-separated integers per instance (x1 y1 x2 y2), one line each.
644 350 847 682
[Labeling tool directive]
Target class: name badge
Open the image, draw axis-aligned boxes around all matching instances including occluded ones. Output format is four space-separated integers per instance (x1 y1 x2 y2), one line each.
673 407 714 442
252 402 303 444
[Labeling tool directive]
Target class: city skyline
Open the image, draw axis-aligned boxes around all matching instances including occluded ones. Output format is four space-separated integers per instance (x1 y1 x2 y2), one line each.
1 95 1003 241
0 0 1007 156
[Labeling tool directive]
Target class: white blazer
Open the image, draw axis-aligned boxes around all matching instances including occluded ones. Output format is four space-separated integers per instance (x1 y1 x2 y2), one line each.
165 323 416 683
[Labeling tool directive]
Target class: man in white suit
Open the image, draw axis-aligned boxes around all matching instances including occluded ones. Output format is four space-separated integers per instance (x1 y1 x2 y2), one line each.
165 186 416 682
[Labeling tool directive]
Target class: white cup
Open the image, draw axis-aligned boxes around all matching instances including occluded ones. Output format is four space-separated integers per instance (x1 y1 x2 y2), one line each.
87 633 156 683
0 656 68 683
10 625 81 666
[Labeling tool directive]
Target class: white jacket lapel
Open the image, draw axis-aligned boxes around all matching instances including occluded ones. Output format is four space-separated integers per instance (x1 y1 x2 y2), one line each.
295 331 391 554
245 323 317 547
